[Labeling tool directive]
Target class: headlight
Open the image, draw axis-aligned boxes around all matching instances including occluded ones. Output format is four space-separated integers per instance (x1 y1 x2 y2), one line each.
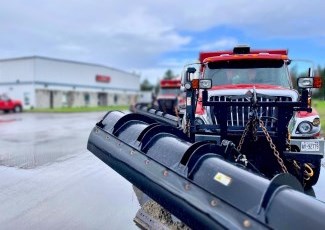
297 122 312 133
199 79 212 89
312 118 320 126
184 82 191 90
297 78 313 88
195 117 205 126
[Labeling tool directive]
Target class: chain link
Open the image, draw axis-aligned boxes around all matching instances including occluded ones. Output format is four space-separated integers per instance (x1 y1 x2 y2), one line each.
293 161 314 180
286 130 291 152
236 120 252 152
237 118 258 152
252 119 258 142
259 120 288 173
237 117 288 173
184 119 191 137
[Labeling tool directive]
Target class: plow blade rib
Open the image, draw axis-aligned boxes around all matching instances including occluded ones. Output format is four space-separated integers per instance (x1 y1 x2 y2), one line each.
134 105 181 127
88 111 325 229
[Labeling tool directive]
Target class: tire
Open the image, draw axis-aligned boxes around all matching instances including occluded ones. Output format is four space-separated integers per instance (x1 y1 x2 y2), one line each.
13 105 22 113
304 159 321 188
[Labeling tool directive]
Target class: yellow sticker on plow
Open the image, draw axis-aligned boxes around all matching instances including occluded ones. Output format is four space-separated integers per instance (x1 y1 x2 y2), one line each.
214 172 232 186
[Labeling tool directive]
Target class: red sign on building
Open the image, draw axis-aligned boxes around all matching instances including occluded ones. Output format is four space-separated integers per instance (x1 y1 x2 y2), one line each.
96 75 111 83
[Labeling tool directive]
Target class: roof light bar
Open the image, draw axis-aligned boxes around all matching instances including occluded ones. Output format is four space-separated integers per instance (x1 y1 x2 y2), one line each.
233 45 250 54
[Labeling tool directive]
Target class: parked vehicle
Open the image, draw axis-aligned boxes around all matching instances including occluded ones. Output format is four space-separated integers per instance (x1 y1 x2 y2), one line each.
181 45 323 187
0 94 23 113
156 78 185 117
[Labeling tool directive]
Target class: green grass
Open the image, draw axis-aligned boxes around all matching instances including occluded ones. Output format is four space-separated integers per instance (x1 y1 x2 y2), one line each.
312 100 325 134
26 105 129 113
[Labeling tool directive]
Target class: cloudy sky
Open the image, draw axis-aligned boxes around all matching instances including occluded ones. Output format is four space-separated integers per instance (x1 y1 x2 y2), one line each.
1 0 325 83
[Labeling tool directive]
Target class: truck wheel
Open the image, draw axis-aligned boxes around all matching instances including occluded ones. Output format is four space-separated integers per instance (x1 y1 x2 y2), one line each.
13 105 22 113
304 160 321 188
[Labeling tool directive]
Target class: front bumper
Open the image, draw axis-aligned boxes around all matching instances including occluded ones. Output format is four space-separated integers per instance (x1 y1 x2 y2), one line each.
287 138 325 160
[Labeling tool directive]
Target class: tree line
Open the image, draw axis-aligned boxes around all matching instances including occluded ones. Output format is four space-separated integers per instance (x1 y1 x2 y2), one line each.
140 69 177 92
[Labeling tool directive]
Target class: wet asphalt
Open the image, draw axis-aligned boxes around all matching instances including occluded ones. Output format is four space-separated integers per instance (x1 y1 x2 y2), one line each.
0 112 324 229
0 112 140 230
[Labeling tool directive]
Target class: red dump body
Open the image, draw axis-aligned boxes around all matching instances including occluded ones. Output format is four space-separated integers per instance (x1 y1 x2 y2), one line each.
160 79 181 88
199 49 288 63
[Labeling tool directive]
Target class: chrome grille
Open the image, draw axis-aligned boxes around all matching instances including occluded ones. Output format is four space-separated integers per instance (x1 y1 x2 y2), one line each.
209 95 292 129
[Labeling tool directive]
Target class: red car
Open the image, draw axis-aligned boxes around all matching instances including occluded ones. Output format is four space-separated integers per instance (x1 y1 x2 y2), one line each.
0 94 23 113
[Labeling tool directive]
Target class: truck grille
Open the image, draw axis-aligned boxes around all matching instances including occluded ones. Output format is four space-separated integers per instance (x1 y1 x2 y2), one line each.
158 99 176 109
209 95 292 129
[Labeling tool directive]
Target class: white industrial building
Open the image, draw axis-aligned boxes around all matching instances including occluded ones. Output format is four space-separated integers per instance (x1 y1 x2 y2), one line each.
0 56 140 109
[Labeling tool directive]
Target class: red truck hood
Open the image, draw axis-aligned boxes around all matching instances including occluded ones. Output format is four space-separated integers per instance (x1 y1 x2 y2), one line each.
207 84 299 101
195 84 299 115
210 84 286 90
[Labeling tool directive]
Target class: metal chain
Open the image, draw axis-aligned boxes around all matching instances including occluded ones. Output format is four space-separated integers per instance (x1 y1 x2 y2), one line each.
286 130 291 152
237 120 252 152
259 120 288 173
237 118 259 152
185 119 191 137
252 119 258 142
293 161 314 180
288 131 314 181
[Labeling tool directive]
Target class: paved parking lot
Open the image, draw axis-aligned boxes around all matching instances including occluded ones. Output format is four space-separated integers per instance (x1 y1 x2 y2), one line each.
0 112 324 229
0 112 140 230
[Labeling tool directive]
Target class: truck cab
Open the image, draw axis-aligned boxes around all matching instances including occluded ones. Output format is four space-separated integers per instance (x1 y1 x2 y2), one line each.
196 48 321 140
181 46 323 188
156 79 185 117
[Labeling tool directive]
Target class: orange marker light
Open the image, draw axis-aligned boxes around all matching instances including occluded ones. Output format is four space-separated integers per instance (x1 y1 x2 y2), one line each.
313 76 322 88
192 79 200 89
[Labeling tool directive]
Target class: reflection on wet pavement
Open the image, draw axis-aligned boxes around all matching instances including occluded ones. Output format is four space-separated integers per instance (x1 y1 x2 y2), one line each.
0 112 140 230
0 113 103 168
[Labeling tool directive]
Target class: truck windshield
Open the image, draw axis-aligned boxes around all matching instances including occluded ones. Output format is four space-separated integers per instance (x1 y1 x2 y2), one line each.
159 88 180 95
205 59 291 88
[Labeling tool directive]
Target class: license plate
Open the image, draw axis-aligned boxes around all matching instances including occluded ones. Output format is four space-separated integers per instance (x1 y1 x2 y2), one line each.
301 141 320 151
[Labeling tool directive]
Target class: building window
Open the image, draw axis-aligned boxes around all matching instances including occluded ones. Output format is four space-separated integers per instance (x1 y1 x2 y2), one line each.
24 92 30 105
62 92 68 107
84 93 90 106
67 91 74 107
114 94 118 104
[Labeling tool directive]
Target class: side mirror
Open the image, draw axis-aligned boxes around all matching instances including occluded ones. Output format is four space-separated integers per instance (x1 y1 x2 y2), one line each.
308 67 313 77
186 67 196 81
297 76 322 89
181 67 197 87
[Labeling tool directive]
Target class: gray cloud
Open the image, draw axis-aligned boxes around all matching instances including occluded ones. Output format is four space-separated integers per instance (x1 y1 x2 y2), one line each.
0 0 324 81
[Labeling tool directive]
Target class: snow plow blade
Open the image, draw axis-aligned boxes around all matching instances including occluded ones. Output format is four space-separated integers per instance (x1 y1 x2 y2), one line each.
87 111 325 229
133 104 181 127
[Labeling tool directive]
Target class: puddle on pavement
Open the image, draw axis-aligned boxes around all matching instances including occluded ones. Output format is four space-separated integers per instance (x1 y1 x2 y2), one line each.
0 146 81 169
0 118 21 123
0 129 88 169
